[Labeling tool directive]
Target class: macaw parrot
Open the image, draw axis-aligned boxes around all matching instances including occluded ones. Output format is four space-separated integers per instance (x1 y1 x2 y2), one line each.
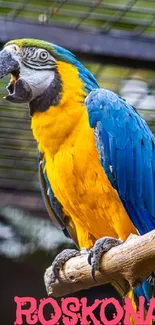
0 39 153 313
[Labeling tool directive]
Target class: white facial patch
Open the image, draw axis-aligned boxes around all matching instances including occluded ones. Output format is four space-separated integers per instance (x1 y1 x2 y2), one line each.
19 64 55 99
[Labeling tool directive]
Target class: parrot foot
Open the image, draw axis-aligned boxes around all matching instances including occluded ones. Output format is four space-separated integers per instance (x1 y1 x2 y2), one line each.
46 248 85 291
88 236 122 281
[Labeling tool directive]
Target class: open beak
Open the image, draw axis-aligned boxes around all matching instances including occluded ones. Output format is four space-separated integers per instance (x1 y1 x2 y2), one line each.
0 49 32 103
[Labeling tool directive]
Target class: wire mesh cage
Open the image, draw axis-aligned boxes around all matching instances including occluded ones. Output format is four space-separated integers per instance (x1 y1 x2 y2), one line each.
1 0 155 37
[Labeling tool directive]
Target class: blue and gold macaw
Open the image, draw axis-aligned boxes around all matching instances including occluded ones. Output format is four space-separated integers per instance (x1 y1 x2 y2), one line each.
0 39 154 313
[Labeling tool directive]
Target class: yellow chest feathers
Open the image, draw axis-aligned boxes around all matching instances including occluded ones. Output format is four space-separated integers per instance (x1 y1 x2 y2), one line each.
31 61 136 242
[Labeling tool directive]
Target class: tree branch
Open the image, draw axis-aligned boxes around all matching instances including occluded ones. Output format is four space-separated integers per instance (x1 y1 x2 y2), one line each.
44 231 155 297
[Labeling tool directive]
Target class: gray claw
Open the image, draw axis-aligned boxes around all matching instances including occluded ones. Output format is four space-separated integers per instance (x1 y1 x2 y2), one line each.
88 237 122 281
148 270 155 299
91 264 97 282
46 249 80 291
149 271 155 286
88 249 93 265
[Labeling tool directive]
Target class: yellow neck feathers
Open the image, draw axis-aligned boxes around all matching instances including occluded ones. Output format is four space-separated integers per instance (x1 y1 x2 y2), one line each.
31 61 88 156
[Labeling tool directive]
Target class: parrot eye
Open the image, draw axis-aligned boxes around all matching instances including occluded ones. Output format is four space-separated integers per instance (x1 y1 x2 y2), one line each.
39 51 48 60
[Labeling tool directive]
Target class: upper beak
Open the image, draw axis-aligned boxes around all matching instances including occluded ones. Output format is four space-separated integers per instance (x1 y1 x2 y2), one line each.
0 48 32 103
0 49 19 78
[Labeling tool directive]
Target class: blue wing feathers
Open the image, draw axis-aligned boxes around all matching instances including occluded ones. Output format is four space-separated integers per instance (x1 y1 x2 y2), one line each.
86 89 155 303
86 89 155 234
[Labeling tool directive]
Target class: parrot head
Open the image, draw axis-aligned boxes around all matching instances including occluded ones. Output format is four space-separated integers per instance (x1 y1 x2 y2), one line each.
0 38 98 115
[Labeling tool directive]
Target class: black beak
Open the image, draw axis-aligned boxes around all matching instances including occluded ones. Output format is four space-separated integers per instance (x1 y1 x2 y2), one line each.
0 48 32 103
0 49 19 78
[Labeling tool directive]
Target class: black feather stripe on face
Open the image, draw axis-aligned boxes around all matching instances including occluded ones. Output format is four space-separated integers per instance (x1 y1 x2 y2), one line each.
29 70 62 116
21 47 56 70
22 61 56 71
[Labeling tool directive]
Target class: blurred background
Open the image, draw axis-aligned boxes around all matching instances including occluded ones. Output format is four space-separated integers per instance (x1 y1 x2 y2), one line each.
0 0 155 324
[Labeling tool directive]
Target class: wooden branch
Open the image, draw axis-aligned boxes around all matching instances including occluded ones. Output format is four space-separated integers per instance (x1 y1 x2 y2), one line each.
44 231 155 297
